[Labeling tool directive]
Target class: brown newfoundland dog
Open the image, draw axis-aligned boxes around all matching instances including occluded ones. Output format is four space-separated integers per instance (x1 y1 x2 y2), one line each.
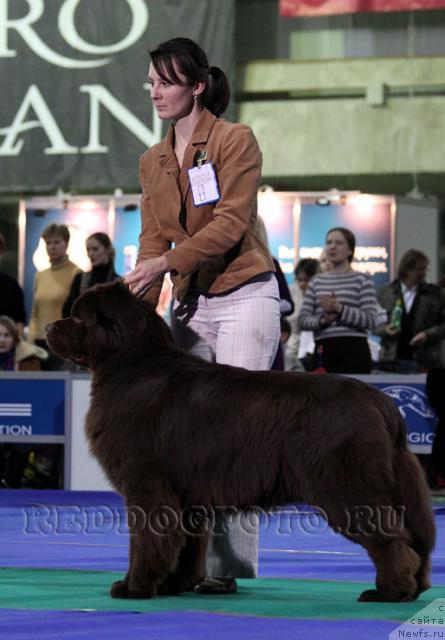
46 282 435 602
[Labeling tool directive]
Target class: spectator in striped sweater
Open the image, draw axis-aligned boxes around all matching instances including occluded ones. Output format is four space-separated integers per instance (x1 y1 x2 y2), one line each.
298 227 378 374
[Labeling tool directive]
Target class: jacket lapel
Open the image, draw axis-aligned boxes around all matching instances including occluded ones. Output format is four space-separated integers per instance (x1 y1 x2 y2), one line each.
157 126 179 176
179 110 218 206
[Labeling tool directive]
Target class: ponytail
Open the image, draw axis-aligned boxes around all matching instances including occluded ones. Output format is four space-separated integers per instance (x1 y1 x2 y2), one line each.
202 66 231 117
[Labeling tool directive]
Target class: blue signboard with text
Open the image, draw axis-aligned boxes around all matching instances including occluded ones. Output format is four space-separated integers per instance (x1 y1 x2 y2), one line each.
0 379 65 437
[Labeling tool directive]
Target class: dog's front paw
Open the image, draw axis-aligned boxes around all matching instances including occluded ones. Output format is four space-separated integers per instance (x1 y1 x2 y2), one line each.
110 579 155 600
111 580 130 598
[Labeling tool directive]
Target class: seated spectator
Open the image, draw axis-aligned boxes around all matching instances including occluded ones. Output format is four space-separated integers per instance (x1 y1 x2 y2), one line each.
63 232 120 317
298 227 378 374
375 249 445 373
0 233 26 335
28 224 80 369
0 315 48 371
285 258 320 371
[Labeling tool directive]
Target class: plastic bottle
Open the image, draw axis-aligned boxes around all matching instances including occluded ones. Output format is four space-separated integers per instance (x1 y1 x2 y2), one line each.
389 298 403 330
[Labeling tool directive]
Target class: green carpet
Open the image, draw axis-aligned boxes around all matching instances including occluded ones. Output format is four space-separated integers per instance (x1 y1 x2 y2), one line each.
0 568 442 621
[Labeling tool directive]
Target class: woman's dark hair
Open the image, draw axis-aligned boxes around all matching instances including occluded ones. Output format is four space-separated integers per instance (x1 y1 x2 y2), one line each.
326 227 356 263
398 249 428 280
150 37 230 117
87 232 115 263
294 258 319 279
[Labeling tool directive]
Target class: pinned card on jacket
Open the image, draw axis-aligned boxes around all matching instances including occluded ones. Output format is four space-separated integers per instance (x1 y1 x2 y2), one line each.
188 162 220 207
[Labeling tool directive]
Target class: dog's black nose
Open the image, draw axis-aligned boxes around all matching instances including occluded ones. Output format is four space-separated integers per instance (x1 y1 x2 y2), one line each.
45 323 56 334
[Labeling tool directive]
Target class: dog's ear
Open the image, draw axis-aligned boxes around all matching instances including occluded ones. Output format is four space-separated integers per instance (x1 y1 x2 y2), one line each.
72 292 98 327
73 282 148 351
103 284 148 348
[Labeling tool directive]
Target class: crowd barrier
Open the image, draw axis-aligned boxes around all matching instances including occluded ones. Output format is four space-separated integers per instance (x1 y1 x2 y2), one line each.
0 371 437 490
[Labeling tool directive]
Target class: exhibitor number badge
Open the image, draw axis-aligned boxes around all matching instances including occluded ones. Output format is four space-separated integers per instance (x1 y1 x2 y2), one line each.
188 162 220 207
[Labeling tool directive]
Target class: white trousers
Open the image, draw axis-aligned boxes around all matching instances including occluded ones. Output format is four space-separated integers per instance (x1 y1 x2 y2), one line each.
171 273 281 578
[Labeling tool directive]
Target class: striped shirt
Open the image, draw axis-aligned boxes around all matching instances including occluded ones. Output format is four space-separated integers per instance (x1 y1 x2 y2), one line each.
298 271 378 341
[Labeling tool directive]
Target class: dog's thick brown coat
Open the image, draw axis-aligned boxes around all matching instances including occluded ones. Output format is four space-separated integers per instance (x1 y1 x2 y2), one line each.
46 282 435 601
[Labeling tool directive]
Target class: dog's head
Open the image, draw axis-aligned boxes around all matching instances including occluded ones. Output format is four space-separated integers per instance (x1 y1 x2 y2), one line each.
46 281 170 369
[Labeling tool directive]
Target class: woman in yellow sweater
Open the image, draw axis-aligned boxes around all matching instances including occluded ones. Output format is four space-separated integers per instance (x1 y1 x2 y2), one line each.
28 224 80 368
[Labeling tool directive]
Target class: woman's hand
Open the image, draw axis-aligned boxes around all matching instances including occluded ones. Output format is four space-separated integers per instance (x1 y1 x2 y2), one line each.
123 256 169 297
318 292 343 315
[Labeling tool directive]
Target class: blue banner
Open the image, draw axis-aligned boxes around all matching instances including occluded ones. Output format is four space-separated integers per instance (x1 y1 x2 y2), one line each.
374 382 437 454
0 379 65 437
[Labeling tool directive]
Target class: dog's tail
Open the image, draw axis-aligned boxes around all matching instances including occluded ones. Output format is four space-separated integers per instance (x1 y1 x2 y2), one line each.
390 407 436 591
394 444 435 551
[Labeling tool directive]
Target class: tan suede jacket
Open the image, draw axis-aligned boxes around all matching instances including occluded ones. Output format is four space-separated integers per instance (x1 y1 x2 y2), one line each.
138 108 274 304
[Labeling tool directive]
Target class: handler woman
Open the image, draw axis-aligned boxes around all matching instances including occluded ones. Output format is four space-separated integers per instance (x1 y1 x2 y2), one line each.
124 38 281 594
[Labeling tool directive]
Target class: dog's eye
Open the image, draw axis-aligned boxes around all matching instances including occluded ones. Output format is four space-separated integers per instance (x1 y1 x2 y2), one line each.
72 317 82 324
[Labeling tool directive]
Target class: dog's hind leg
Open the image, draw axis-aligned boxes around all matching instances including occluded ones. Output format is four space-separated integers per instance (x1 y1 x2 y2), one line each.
359 536 421 602
377 398 435 597
111 490 186 599
322 499 420 602
392 448 435 597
